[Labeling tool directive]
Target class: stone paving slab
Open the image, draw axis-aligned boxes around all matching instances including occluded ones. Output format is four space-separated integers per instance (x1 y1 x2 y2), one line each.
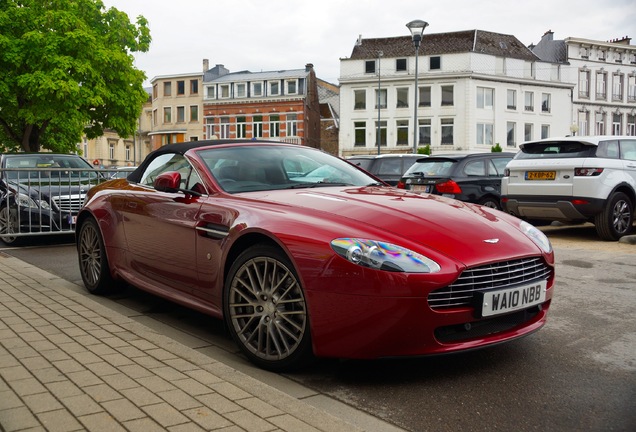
0 254 362 432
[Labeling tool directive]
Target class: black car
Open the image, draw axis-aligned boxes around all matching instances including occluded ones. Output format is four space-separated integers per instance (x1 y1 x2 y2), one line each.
347 154 424 185
396 152 515 209
0 153 100 245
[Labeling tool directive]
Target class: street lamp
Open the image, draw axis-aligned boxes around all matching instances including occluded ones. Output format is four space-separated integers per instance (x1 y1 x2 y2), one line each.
406 19 428 154
376 51 383 155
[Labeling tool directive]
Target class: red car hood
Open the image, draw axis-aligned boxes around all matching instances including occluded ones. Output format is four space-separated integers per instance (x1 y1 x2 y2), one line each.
248 186 543 266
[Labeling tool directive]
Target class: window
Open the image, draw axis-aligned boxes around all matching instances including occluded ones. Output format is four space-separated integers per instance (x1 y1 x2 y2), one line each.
375 121 387 146
396 88 409 108
579 69 591 98
125 145 131 161
419 119 431 145
628 75 636 102
285 114 297 136
365 60 376 74
176 106 185 123
236 116 246 138
220 84 230 98
430 56 441 70
269 115 280 137
507 89 517 110
476 123 493 145
375 89 387 109
441 118 454 144
627 114 635 136
441 85 454 106
269 81 280 96
464 160 486 176
578 111 590 136
524 92 534 111
524 123 533 141
252 82 263 97
595 111 606 135
252 115 263 138
613 73 624 101
580 47 589 59
206 85 216 99
598 49 606 61
190 79 198 95
235 83 247 98
541 124 550 139
354 121 366 146
163 107 171 123
396 120 409 145
286 79 297 95
612 113 622 135
109 142 115 160
477 87 494 109
220 117 230 139
354 89 366 110
177 80 185 95
596 71 607 100
204 117 214 138
163 82 171 97
419 86 431 107
541 93 551 113
396 58 407 72
507 122 516 147
152 84 158 99
190 105 198 122
152 109 157 126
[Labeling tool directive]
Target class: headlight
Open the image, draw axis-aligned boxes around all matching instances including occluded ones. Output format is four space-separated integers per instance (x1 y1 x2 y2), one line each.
16 193 51 210
520 221 552 253
330 238 441 273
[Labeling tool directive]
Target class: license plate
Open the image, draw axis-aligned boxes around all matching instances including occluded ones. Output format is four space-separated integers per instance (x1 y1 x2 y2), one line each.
479 280 547 317
526 171 556 180
412 185 433 193
68 215 77 225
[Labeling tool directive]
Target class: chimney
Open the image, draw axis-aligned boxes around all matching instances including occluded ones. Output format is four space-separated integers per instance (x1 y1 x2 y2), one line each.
203 59 209 72
305 63 314 72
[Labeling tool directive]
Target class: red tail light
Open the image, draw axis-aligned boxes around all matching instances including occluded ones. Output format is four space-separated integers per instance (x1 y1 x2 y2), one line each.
574 168 603 176
396 180 406 189
435 180 462 194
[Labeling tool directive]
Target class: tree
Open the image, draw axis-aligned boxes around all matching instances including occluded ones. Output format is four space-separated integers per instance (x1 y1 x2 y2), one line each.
491 142 503 152
0 0 151 153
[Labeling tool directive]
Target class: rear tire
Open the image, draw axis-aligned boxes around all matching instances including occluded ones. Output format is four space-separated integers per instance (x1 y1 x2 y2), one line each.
77 217 118 294
594 192 633 241
0 206 22 246
224 244 313 372
478 196 500 210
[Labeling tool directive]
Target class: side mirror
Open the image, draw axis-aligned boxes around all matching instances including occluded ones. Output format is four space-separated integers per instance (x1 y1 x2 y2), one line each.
154 171 181 193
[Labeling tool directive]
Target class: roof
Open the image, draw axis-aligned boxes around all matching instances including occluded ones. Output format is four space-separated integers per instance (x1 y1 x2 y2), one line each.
349 30 539 62
205 69 309 83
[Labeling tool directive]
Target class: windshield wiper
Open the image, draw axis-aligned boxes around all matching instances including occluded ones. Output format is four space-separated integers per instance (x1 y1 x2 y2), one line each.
286 181 352 189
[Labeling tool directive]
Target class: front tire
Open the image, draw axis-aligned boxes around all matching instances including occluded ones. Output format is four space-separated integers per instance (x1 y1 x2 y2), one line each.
0 206 22 246
478 196 500 210
224 244 312 372
594 192 633 241
77 217 118 294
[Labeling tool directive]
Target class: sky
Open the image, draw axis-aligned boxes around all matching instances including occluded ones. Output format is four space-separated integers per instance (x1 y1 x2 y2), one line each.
103 0 636 87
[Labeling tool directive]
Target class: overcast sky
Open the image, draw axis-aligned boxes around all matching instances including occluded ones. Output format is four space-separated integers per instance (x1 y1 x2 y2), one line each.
103 0 636 86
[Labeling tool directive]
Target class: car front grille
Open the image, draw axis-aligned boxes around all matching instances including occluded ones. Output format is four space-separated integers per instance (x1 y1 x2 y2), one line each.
52 194 85 213
428 257 552 310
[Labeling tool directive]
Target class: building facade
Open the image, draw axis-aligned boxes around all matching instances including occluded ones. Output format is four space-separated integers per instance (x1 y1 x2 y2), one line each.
532 31 636 136
338 30 573 157
202 64 321 148
149 71 204 149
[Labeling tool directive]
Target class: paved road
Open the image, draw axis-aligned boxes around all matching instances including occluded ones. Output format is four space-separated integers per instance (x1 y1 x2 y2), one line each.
2 224 635 431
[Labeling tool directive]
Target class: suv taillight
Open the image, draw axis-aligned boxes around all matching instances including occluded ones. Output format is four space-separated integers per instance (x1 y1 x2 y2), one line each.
396 180 406 189
575 168 604 176
436 180 462 194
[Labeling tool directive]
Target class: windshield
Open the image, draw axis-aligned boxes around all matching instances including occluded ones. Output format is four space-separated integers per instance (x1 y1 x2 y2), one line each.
198 145 378 193
403 159 457 177
3 154 98 183
516 141 596 159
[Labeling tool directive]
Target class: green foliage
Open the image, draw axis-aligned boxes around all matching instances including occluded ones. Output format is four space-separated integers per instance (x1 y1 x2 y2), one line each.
0 0 151 152
417 144 431 155
491 142 503 152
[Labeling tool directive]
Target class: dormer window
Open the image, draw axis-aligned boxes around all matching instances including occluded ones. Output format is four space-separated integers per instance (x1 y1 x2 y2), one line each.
252 82 263 97
269 81 280 96
286 79 298 95
219 84 230 99
235 83 247 98
206 85 216 99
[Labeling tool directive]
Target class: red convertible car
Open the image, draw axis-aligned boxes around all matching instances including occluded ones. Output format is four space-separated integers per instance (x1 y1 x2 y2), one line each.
76 140 555 371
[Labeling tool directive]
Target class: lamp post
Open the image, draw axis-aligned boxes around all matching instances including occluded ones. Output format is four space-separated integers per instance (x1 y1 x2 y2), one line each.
406 19 428 154
376 51 383 155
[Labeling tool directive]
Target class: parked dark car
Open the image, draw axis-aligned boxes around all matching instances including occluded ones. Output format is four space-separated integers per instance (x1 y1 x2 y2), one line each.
396 152 515 209
0 153 100 245
347 154 424 185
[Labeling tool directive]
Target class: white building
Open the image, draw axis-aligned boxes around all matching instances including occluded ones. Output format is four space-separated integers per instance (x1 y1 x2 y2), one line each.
531 31 636 136
338 30 573 157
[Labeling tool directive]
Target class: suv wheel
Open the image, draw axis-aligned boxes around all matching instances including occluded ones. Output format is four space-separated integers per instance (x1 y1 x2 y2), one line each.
594 192 633 241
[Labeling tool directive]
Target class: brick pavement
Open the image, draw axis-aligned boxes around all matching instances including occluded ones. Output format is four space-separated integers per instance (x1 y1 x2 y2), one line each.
0 254 362 432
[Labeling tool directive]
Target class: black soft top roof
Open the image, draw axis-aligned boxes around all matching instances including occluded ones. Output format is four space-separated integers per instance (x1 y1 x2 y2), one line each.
127 139 290 183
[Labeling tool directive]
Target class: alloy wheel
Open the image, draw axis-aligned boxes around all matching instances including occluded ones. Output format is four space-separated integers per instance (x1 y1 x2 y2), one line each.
78 221 102 286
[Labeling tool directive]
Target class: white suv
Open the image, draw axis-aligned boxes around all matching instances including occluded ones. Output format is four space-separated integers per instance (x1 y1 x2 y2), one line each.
501 136 636 241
